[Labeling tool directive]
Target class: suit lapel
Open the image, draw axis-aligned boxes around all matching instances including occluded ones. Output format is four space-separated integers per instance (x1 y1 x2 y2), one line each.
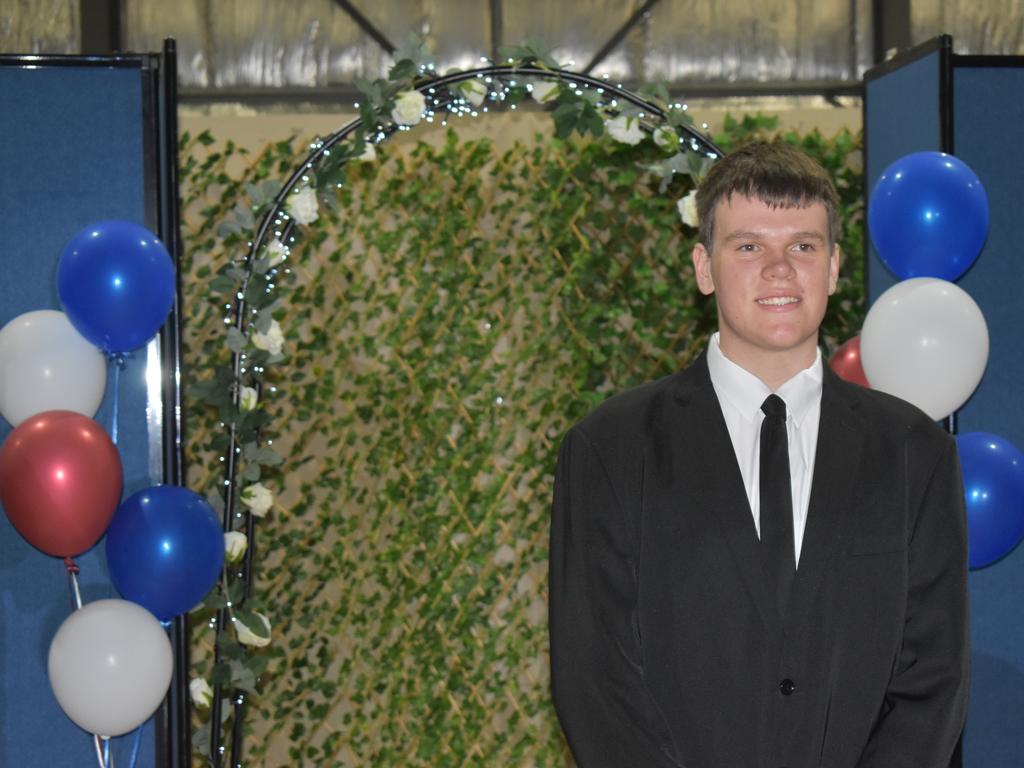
670 354 777 632
786 367 865 627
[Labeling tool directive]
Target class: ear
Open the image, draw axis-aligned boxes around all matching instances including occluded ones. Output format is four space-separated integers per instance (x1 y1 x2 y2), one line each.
827 244 840 295
692 242 715 296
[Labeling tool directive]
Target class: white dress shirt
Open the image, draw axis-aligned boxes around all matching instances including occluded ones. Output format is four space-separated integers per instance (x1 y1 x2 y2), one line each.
705 333 823 566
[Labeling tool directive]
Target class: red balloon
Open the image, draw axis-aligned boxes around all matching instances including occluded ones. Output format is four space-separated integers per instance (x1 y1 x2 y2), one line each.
0 410 122 557
829 336 870 388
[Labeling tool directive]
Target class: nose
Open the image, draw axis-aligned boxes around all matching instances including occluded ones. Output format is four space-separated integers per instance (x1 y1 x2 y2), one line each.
762 249 796 279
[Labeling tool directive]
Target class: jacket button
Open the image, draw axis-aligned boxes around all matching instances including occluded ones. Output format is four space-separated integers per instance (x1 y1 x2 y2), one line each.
779 678 796 696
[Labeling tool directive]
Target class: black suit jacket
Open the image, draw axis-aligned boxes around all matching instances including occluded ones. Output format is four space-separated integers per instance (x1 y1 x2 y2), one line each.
549 352 969 768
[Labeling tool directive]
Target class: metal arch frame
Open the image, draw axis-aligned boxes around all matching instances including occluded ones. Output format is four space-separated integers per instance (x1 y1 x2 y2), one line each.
246 64 722 259
209 63 722 766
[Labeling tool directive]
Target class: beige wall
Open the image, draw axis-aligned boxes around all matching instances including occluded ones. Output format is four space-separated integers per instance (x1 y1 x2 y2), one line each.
179 101 861 153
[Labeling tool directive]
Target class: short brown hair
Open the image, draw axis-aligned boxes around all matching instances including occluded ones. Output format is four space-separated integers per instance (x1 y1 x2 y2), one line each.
696 141 840 250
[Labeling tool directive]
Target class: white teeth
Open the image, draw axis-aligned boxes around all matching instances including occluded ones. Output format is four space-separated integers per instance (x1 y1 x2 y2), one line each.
757 296 799 306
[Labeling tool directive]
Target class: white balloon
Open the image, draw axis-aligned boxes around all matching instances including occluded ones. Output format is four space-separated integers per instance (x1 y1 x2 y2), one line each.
48 599 173 737
0 309 106 426
861 277 989 420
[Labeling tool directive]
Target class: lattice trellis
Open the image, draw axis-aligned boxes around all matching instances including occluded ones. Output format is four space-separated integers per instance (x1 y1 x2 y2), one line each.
181 126 711 766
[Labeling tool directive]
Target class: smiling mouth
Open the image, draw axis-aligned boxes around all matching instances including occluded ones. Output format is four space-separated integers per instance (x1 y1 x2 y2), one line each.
757 296 800 306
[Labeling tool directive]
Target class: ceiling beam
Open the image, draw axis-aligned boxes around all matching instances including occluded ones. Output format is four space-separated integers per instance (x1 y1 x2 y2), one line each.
872 0 911 63
490 0 503 64
583 0 663 75
331 0 396 55
79 0 122 54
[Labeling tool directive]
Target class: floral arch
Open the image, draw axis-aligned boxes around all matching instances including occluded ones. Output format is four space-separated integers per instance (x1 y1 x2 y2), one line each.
186 40 728 766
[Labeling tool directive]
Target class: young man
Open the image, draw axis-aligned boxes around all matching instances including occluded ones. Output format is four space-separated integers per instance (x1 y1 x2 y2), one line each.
549 142 969 768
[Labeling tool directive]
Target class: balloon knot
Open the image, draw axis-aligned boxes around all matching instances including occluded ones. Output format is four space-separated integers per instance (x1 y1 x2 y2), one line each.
63 557 80 574
105 351 132 370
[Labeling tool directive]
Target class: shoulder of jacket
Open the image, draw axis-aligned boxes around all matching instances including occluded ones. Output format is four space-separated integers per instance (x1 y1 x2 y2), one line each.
571 370 682 443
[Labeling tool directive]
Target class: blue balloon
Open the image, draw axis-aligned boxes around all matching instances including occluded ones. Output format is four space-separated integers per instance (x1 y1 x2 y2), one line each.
956 432 1024 569
57 220 176 354
106 485 224 621
868 151 989 281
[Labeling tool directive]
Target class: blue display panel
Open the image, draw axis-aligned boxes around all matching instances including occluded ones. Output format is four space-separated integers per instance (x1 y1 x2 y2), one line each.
864 48 944 301
866 44 1024 766
953 64 1024 768
0 63 158 768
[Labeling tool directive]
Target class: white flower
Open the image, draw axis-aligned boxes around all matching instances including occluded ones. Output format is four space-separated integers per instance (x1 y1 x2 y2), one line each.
240 483 274 517
287 186 319 225
251 319 284 356
458 78 488 107
529 79 559 104
677 189 699 229
356 142 377 162
266 238 288 266
239 386 258 412
189 677 213 709
605 115 643 145
653 126 679 152
225 531 248 563
234 611 271 648
391 90 426 126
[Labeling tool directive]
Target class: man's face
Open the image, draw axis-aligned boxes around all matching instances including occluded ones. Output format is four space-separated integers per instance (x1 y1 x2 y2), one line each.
691 194 839 372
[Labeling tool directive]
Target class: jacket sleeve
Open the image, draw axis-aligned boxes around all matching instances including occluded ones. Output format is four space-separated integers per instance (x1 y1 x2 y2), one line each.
857 434 970 767
549 427 685 768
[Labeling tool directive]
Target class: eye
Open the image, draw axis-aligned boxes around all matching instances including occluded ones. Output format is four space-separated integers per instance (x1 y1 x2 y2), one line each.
737 242 759 252
791 242 816 253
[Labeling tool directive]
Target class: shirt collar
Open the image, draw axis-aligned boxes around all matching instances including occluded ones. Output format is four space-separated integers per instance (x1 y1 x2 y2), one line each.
706 332 823 427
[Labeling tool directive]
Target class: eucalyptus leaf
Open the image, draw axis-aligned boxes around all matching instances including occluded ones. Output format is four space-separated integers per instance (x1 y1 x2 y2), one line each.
637 82 671 106
393 33 435 72
209 275 237 294
228 659 258 695
253 310 274 335
227 581 246 606
233 203 255 229
666 106 695 127
209 662 232 685
226 327 247 354
215 219 243 238
243 280 269 307
192 727 211 757
224 266 249 282
206 489 225 515
203 591 228 610
388 59 417 83
243 444 283 466
261 178 283 199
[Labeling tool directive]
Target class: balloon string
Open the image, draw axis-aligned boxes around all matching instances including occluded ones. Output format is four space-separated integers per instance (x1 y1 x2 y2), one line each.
111 355 122 445
104 737 113 768
105 352 130 445
65 557 83 611
69 562 105 767
127 718 146 768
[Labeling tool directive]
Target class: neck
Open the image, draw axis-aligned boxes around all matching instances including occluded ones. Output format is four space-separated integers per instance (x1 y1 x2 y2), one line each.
717 337 819 390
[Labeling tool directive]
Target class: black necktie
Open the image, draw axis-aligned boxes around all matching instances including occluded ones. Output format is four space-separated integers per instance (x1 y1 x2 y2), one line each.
760 394 795 617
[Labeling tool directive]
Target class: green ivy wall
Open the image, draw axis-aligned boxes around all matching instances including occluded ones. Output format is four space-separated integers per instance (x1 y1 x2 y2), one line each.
180 115 864 766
